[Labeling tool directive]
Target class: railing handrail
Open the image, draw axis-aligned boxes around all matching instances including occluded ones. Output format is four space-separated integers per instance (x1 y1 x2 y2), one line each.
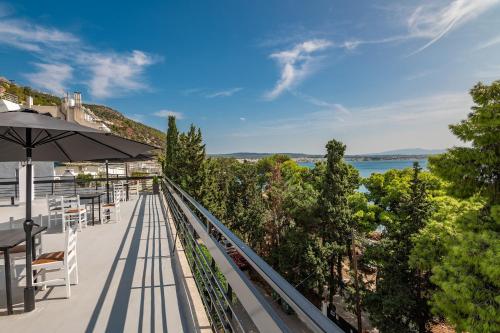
0 175 158 185
164 177 342 333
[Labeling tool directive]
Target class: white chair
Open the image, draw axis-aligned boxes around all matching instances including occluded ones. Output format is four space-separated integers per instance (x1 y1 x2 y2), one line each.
62 196 87 232
101 185 121 223
1 215 44 279
1 245 26 280
128 181 139 197
30 224 78 298
114 182 126 202
47 195 64 228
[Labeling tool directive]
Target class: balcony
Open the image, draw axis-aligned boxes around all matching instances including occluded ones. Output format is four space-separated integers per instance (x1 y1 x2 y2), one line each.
0 178 341 332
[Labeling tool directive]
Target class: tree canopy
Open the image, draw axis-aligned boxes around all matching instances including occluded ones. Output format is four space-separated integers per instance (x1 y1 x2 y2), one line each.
161 81 500 333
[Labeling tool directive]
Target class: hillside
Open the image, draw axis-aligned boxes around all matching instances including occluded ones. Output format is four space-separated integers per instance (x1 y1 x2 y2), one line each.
0 78 165 147
209 152 324 159
84 104 165 147
211 151 439 161
0 77 61 106
371 148 446 155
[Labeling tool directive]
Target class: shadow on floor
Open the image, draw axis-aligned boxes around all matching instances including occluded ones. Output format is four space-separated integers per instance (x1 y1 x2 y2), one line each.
85 194 174 333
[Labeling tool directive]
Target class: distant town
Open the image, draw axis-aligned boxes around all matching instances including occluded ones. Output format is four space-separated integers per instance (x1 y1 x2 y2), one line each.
210 148 445 163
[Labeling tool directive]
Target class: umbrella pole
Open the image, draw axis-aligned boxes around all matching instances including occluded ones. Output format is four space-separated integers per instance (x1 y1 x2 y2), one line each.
23 128 36 312
125 162 129 201
106 160 110 203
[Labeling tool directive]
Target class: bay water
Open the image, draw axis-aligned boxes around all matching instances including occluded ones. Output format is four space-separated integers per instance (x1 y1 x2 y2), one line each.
299 159 428 178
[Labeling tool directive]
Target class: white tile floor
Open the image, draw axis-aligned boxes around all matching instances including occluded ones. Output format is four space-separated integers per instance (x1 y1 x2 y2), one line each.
0 194 206 333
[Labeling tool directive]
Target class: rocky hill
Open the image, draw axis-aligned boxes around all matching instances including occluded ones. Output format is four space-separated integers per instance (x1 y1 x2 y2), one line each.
84 104 165 147
0 78 165 147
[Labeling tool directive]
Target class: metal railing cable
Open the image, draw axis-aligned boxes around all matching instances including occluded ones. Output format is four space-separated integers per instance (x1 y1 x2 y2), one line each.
162 177 343 333
165 182 248 333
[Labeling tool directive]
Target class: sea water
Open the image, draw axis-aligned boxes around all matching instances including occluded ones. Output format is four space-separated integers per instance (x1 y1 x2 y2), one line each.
298 159 428 178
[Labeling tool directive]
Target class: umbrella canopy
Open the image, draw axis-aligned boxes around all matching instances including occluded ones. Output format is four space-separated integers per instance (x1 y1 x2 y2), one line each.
0 110 157 162
90 152 158 163
0 109 158 313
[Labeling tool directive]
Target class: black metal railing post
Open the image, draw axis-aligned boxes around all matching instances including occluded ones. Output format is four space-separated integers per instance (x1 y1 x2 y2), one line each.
226 284 233 319
105 160 110 204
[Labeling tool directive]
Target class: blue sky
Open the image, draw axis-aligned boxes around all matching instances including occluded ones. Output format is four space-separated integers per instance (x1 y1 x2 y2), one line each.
1 0 499 154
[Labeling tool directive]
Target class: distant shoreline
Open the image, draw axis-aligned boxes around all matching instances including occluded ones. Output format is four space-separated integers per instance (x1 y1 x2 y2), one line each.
209 152 438 162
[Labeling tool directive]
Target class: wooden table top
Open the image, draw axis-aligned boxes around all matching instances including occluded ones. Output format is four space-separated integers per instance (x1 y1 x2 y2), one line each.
79 192 105 199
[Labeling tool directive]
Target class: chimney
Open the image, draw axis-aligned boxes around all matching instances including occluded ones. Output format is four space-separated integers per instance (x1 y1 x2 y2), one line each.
74 92 82 107
27 96 33 108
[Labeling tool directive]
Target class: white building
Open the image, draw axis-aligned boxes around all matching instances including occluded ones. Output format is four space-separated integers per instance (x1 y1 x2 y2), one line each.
0 88 111 132
0 87 112 202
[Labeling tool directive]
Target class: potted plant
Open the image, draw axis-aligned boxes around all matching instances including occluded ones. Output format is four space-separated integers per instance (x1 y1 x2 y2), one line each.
152 175 160 194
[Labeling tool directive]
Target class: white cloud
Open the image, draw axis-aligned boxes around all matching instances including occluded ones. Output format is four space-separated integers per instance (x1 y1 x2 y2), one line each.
292 91 350 114
339 36 406 51
475 65 500 80
265 39 332 100
476 34 500 50
24 63 73 95
405 69 435 81
81 50 156 99
206 87 243 98
181 87 243 98
229 92 472 154
0 18 78 52
240 117 246 121
0 16 158 99
332 1 500 55
154 109 184 119
407 0 500 54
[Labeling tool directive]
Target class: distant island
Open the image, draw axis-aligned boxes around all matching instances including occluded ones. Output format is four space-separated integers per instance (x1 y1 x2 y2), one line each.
209 148 446 162
369 148 446 155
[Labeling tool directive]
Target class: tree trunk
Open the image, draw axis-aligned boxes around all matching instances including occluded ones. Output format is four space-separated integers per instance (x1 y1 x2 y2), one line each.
329 258 335 304
352 231 362 333
416 270 427 333
337 254 343 294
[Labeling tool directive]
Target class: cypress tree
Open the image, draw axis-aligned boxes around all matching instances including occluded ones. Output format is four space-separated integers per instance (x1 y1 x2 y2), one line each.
177 124 206 199
165 115 179 180
319 139 358 305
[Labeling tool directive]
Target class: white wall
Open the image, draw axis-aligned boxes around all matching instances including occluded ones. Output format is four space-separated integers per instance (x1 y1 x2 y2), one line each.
18 163 34 203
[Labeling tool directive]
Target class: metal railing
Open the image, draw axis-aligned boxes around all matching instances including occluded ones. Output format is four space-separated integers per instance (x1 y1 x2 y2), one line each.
0 175 156 202
162 177 342 333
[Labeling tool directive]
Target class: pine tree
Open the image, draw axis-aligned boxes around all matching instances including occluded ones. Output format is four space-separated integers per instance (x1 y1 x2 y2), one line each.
364 163 434 333
428 81 500 332
226 161 265 251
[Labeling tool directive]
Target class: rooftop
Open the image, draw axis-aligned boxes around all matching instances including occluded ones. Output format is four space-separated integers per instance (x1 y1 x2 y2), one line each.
0 178 341 333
